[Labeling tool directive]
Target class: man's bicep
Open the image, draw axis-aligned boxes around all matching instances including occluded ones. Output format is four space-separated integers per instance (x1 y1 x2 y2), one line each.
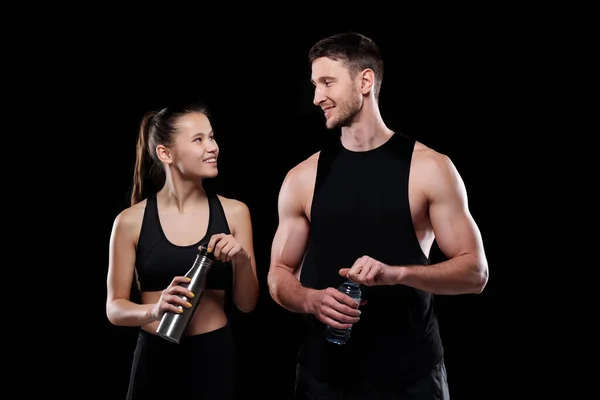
428 155 485 259
271 214 310 274
270 173 311 274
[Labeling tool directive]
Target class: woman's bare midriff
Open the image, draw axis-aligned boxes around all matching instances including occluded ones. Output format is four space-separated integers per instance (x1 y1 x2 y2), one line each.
140 290 228 336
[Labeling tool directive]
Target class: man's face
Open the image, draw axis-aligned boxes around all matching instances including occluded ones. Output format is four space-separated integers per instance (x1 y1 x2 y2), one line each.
311 57 362 129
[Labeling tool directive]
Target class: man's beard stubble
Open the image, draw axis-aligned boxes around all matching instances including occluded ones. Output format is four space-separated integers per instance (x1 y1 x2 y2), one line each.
327 95 361 129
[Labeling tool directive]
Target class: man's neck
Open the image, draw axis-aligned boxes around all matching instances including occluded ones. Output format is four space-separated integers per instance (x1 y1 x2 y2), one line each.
340 122 394 152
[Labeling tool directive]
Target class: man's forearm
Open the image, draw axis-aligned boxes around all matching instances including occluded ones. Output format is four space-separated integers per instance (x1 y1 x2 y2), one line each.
394 253 488 295
268 267 315 314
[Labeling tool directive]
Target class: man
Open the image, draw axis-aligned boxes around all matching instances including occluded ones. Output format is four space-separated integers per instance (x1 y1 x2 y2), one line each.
267 31 488 399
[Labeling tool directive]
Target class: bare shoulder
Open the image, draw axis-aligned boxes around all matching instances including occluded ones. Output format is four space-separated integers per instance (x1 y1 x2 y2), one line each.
282 151 320 193
412 141 466 199
274 151 320 218
217 195 251 221
111 200 146 239
412 141 459 180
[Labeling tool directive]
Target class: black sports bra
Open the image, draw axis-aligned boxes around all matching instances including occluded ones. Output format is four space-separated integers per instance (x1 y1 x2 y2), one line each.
134 191 233 293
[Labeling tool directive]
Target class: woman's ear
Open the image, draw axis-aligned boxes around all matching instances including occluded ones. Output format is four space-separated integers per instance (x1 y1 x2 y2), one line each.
156 144 172 164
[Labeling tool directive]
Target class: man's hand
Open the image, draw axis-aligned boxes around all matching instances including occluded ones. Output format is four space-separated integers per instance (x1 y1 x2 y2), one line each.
339 256 397 286
307 287 361 329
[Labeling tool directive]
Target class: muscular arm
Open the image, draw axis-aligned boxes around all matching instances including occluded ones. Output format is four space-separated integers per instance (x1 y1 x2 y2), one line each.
227 199 259 313
395 152 488 295
267 165 317 314
106 207 156 326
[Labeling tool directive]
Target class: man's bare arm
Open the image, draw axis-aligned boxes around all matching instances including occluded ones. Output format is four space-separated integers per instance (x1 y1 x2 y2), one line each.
267 166 317 314
395 152 489 294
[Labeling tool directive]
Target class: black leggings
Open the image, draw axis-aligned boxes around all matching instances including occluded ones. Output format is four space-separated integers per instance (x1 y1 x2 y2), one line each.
127 324 236 400
294 359 450 400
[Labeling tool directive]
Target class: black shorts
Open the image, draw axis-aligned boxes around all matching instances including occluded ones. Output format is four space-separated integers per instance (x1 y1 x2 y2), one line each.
127 324 236 400
294 359 450 400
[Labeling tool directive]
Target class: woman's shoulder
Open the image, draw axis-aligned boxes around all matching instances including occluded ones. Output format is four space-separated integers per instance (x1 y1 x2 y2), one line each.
215 195 252 232
111 199 147 239
216 195 250 216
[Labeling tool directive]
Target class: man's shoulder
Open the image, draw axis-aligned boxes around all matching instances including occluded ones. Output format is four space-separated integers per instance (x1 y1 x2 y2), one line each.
412 141 459 186
279 151 321 199
288 150 320 179
413 141 452 165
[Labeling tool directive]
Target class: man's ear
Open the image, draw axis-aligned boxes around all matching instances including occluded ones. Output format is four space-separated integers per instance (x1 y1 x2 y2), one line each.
359 69 375 95
156 144 172 164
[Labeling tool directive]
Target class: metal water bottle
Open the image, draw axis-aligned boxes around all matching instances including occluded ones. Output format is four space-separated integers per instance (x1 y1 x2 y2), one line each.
325 280 362 345
156 242 214 344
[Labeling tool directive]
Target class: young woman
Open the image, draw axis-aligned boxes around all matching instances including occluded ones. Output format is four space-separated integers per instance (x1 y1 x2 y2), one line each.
106 100 259 399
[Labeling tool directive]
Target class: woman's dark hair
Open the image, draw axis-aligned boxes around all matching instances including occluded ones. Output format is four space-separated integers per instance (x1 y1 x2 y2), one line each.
131 100 210 206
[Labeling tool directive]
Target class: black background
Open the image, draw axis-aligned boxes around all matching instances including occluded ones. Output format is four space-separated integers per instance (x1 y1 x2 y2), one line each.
79 20 530 399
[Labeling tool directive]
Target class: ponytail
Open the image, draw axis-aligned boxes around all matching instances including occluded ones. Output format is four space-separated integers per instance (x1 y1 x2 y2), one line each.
131 112 153 206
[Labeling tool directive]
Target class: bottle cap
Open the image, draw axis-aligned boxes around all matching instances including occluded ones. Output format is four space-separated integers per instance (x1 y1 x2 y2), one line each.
198 241 210 255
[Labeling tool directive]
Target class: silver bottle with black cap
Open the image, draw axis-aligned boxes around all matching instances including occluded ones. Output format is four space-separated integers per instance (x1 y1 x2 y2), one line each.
156 242 215 344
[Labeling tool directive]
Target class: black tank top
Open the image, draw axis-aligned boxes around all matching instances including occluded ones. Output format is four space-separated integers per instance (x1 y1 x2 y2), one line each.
298 132 443 389
135 190 233 294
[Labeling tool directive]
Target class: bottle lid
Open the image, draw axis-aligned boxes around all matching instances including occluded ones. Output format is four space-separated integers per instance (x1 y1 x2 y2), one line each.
198 242 210 255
